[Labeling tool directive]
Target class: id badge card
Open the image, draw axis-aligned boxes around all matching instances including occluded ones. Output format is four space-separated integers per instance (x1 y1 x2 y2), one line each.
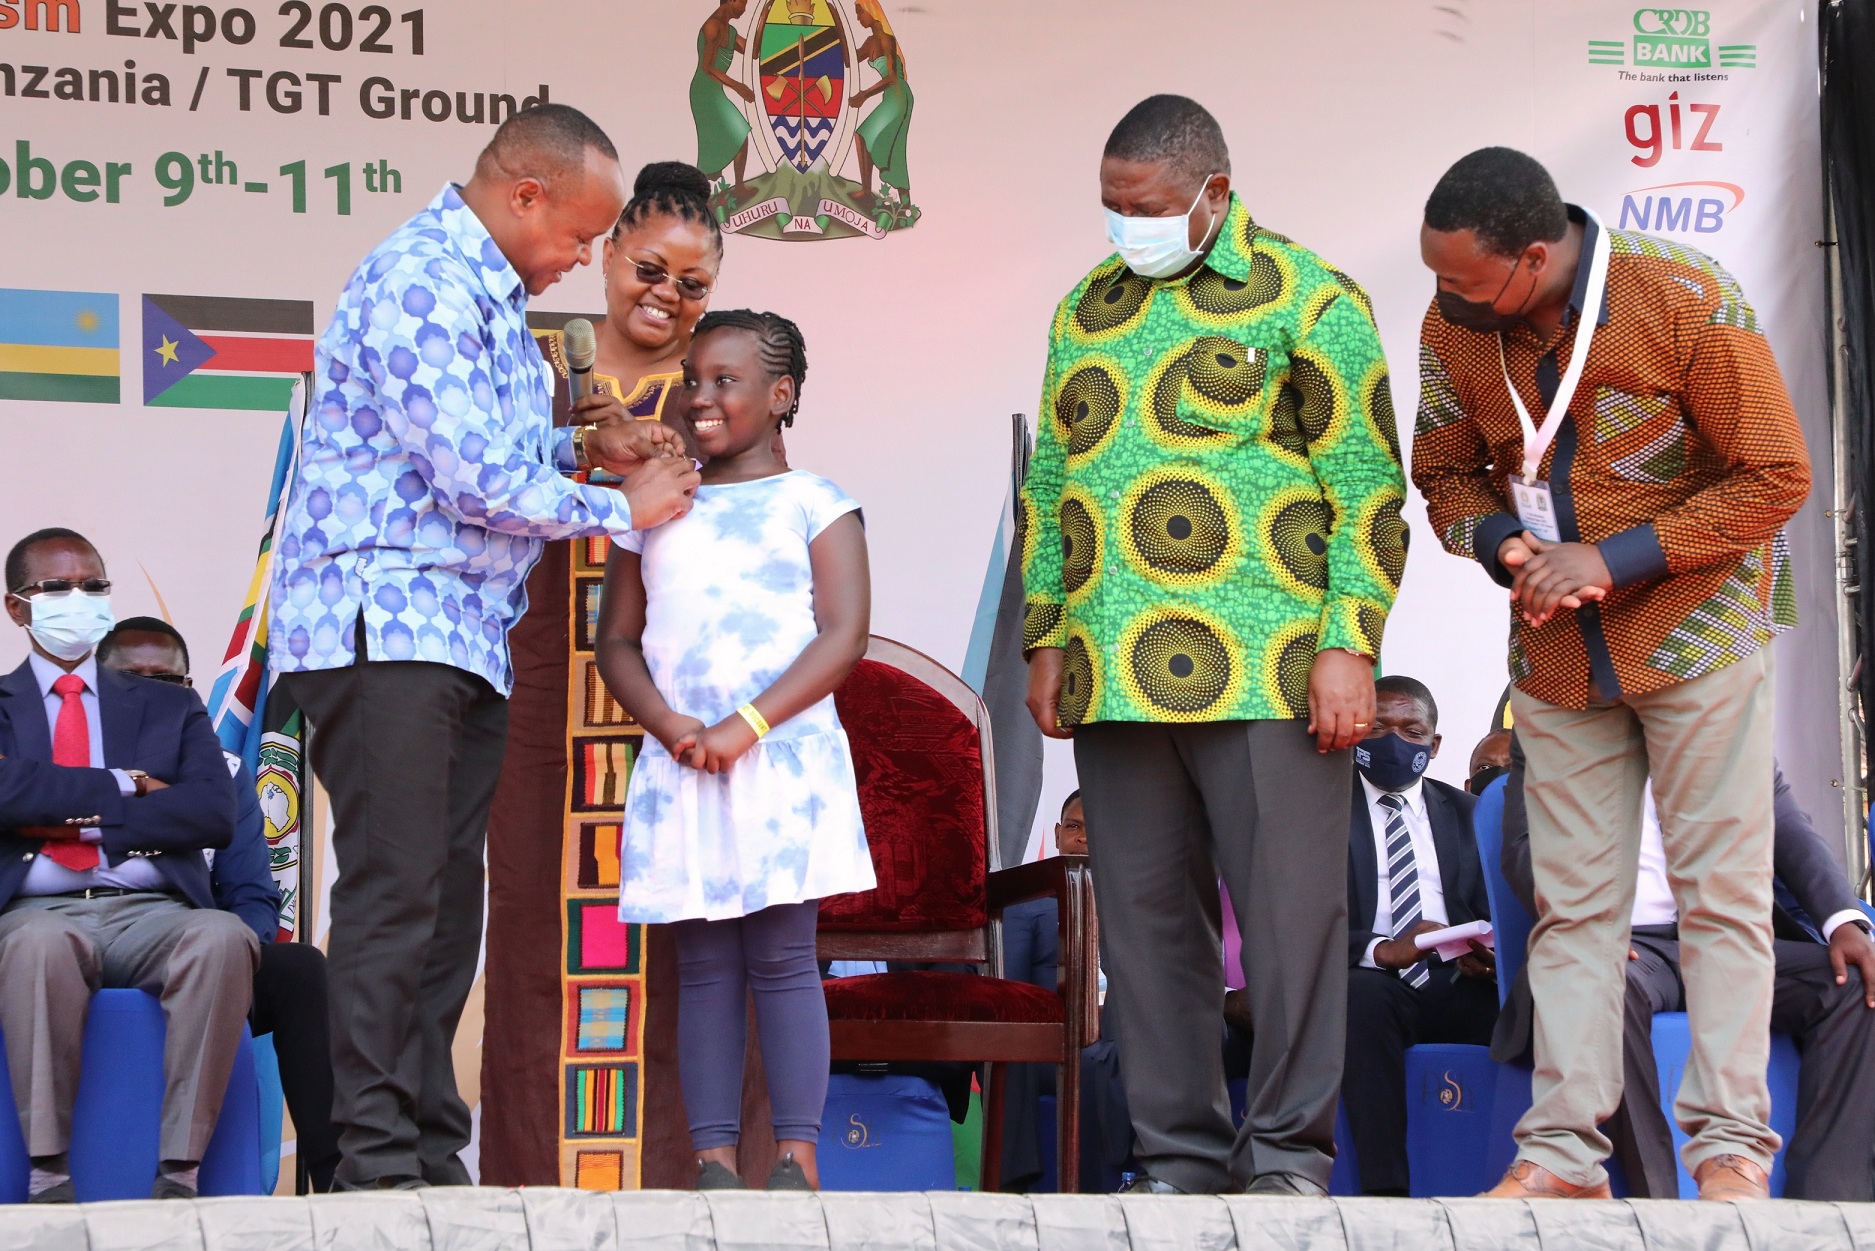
1509 474 1562 543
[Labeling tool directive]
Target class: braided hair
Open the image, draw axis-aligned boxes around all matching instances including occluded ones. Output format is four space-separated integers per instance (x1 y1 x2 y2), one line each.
613 161 722 252
693 310 808 426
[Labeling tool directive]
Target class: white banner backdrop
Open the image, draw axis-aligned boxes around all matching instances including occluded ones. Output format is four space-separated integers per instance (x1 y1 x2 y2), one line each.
0 0 1841 1168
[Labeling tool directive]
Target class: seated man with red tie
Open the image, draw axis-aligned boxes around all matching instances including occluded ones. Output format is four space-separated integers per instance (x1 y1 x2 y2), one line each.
1342 675 1497 1195
0 528 253 1203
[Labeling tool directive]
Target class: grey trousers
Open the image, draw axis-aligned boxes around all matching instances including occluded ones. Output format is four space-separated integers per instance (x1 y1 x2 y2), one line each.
1074 720 1350 1193
1512 647 1778 1186
283 659 508 1187
0 893 259 1163
1617 931 1875 1201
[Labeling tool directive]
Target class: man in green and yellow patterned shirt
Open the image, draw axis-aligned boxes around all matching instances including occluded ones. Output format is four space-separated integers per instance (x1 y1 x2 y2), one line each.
1022 96 1408 1197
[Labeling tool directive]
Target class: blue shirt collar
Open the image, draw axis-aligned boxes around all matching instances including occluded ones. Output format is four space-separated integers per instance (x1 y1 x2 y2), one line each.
29 650 97 699
432 183 528 312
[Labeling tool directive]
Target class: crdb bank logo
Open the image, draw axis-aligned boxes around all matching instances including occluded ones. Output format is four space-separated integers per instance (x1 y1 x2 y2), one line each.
1587 10 1756 70
1617 181 1743 235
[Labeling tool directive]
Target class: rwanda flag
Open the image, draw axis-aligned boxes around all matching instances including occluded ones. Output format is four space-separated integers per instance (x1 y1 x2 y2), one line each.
0 288 120 403
144 294 314 410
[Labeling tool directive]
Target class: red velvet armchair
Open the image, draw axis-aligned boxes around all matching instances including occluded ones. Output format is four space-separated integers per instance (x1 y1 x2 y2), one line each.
821 636 1100 1192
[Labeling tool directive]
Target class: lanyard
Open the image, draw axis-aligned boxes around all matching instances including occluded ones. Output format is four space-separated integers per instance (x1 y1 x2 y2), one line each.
1498 209 1611 484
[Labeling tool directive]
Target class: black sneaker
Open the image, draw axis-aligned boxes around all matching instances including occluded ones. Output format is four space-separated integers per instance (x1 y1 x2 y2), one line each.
27 1179 75 1204
767 1153 812 1191
696 1160 745 1191
151 1173 197 1200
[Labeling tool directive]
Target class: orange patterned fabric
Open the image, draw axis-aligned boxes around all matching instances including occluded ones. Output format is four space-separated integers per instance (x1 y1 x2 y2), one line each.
1412 210 1811 709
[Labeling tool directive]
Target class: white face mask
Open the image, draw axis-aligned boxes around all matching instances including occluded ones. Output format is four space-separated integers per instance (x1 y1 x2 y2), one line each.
26 592 114 662
1103 174 1222 279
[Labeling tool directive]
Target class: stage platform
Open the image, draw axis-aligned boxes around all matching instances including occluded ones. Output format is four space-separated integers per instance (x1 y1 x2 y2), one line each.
3 1189 1869 1250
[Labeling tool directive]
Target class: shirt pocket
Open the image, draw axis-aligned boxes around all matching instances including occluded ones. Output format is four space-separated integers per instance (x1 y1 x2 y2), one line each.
1592 385 1689 485
1157 337 1281 448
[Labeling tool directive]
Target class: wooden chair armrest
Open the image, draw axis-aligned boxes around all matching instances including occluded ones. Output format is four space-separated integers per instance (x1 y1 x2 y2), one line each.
986 856 1101 1049
985 854 1086 914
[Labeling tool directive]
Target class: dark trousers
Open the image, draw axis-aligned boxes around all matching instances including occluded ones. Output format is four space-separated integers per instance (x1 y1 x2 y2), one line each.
1074 720 1349 1193
283 660 508 1187
252 941 340 1192
1618 930 1875 1200
1342 966 1499 1195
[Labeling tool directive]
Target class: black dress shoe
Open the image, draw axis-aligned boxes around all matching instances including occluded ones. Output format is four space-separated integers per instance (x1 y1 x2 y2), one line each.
151 1173 198 1200
335 1174 429 1191
27 1179 75 1204
1245 1172 1327 1197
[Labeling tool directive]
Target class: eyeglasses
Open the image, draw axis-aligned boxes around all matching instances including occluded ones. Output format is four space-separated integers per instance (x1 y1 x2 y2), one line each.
628 259 711 302
139 672 190 686
9 578 111 598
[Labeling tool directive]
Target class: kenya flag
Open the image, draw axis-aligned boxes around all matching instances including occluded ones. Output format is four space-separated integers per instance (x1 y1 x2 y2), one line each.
143 294 314 410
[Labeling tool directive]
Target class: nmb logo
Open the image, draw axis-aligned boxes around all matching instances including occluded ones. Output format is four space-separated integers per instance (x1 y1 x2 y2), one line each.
1618 182 1743 235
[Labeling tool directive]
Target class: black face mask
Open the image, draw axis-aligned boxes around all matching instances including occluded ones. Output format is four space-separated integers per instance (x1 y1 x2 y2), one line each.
1435 257 1535 333
1468 764 1508 795
1354 732 1433 793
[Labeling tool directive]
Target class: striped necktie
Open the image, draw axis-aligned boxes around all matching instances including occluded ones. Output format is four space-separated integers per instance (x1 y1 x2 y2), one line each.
1378 792 1430 989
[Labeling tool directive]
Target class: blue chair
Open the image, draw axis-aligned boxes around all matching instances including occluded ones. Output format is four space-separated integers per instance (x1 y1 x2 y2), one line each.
0 988 264 1202
1479 774 1806 1196
818 1072 955 1192
252 1032 285 1195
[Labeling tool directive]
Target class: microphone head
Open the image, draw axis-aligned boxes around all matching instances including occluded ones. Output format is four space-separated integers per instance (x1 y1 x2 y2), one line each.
563 318 597 371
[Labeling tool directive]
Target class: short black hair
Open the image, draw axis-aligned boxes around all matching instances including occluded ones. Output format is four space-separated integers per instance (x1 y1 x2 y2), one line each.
99 616 190 672
6 527 96 594
476 103 618 187
1424 147 1568 259
614 161 722 254
1375 674 1439 729
1060 789 1082 819
1103 94 1231 185
692 310 808 427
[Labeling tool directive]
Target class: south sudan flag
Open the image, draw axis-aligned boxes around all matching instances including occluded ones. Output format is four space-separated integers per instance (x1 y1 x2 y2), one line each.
0 288 120 403
143 294 314 410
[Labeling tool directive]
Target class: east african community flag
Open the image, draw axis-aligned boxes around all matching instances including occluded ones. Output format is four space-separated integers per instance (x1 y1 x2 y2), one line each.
0 288 120 403
143 294 313 410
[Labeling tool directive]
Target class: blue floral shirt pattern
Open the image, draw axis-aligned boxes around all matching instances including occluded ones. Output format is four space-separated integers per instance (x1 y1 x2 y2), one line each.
269 184 635 695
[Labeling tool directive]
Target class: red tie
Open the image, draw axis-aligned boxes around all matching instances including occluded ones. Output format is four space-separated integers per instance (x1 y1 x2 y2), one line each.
44 673 100 871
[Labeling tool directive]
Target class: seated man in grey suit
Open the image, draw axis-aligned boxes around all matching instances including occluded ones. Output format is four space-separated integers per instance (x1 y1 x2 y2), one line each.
1343 675 1496 1196
1494 735 1875 1199
0 528 253 1202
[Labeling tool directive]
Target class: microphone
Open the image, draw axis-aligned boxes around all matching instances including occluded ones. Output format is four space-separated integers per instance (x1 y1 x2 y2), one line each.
563 318 596 405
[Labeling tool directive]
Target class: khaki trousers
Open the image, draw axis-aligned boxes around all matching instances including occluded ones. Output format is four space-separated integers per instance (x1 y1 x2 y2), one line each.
1511 646 1779 1186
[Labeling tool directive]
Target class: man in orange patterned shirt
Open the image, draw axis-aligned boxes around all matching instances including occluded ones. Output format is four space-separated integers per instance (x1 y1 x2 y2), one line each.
1411 148 1810 1202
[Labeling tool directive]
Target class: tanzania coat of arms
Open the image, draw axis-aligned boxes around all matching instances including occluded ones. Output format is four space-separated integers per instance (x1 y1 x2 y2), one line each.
690 0 919 240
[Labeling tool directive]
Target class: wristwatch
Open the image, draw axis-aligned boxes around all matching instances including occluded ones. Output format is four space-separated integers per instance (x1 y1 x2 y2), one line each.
571 425 593 472
125 769 152 797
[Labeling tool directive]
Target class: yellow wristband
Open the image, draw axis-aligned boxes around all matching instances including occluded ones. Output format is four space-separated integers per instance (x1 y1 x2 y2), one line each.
737 703 770 739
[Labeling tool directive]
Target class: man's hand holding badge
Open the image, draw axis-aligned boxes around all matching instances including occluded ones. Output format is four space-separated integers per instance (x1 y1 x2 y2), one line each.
1495 217 1615 630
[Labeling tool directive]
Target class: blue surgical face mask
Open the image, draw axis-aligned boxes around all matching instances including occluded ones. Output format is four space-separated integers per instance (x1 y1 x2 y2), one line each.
1353 732 1431 793
25 591 114 662
1104 174 1221 279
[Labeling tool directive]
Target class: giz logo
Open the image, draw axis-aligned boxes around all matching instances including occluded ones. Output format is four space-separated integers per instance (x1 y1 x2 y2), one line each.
1633 9 1709 36
1625 92 1721 168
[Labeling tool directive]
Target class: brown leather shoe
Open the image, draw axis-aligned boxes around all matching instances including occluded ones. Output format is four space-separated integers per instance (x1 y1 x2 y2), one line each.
1480 1159 1614 1199
1693 1154 1769 1201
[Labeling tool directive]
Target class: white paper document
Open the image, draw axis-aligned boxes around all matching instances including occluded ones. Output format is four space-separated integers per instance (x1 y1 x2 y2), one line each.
1413 919 1494 962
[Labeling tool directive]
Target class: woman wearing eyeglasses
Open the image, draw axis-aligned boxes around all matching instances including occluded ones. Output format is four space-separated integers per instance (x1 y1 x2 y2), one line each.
533 161 725 451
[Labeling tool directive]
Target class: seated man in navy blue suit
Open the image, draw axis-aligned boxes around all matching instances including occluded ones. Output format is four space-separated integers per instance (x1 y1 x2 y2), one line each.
999 791 1132 1192
1494 733 1875 1200
1343 675 1496 1196
99 617 341 1193
0 528 253 1203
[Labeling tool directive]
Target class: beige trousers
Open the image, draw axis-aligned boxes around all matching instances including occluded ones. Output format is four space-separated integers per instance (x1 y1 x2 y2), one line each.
1511 646 1779 1186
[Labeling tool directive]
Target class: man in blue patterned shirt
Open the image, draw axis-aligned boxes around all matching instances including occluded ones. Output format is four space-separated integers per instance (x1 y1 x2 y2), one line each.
269 105 698 1190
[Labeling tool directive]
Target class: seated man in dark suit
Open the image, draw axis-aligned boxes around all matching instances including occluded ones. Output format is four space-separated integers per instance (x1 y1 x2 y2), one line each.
1000 791 1132 1192
1343 675 1496 1196
1494 735 1875 1199
0 528 253 1202
98 617 341 1193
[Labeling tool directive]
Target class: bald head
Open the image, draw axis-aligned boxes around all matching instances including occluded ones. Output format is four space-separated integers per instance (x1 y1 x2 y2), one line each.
461 104 626 297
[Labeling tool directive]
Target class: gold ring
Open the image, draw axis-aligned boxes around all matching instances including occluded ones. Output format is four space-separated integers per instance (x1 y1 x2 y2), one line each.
1353 722 1368 728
